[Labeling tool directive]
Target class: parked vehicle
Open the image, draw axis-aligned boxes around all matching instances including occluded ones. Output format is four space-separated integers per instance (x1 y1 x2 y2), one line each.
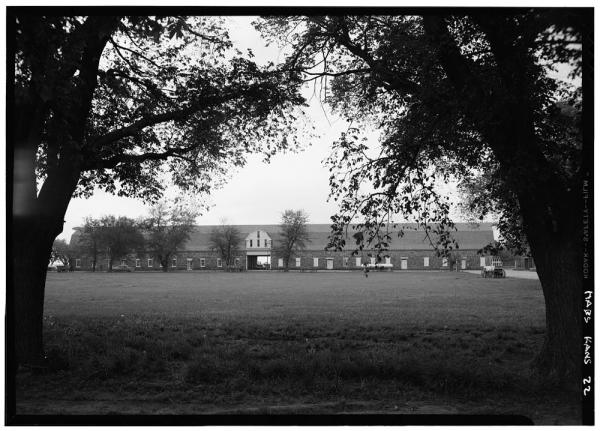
481 263 506 278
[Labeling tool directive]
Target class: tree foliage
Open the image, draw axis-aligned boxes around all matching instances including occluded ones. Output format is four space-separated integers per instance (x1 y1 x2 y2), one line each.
50 239 74 268
75 216 104 271
96 215 145 270
457 101 582 256
274 209 310 270
15 15 305 206
257 12 582 255
209 221 243 269
143 200 198 271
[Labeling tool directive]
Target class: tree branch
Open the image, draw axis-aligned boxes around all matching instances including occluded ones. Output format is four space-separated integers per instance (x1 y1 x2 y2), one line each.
329 17 422 96
93 143 198 170
109 37 162 70
421 15 487 103
91 91 239 149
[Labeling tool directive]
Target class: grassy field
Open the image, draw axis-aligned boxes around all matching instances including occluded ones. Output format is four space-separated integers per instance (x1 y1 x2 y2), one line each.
16 271 581 423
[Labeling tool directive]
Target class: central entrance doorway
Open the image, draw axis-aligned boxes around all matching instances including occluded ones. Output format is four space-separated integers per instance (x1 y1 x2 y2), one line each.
247 254 271 270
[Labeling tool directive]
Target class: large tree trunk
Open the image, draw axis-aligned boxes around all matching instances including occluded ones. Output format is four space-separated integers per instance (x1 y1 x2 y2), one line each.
10 15 118 367
11 157 80 366
12 218 64 366
521 201 582 384
533 241 582 383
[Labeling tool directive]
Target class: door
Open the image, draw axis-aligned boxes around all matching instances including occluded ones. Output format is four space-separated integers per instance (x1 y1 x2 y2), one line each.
461 259 467 269
326 258 334 270
401 259 408 270
187 259 192 270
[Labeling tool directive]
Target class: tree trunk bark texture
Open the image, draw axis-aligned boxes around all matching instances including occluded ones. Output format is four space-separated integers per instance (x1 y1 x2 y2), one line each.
11 160 80 366
526 216 582 383
12 217 64 366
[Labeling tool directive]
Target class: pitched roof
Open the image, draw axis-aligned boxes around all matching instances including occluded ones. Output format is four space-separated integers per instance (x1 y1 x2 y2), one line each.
182 223 494 251
71 223 494 252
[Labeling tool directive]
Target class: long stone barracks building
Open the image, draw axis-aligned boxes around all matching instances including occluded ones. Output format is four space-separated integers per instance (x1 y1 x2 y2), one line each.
71 223 495 271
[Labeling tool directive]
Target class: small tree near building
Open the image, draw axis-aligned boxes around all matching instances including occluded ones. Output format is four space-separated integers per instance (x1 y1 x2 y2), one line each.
275 210 310 271
77 216 103 272
51 239 75 270
143 201 197 272
209 221 243 270
97 216 145 271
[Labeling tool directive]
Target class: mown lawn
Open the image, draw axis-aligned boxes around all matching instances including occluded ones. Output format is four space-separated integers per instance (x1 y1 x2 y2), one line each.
16 271 581 423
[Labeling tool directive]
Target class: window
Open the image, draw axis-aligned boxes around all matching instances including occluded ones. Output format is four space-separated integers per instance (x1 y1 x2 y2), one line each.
313 257 319 267
343 257 349 267
75 259 81 268
235 258 240 266
187 258 193 270
217 258 222 268
148 258 153 268
250 239 253 247
385 256 391 265
424 257 429 267
135 259 140 268
264 239 268 247
278 258 283 267
121 259 126 266
200 258 206 268
442 258 448 267
172 258 177 268
356 257 361 266
370 257 376 265
257 231 260 238
480 257 486 267
296 257 301 267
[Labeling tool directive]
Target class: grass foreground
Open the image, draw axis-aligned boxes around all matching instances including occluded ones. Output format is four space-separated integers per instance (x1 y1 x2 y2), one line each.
15 271 581 424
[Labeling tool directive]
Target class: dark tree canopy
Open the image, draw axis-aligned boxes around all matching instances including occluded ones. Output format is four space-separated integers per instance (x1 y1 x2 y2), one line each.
15 15 305 208
257 12 582 252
